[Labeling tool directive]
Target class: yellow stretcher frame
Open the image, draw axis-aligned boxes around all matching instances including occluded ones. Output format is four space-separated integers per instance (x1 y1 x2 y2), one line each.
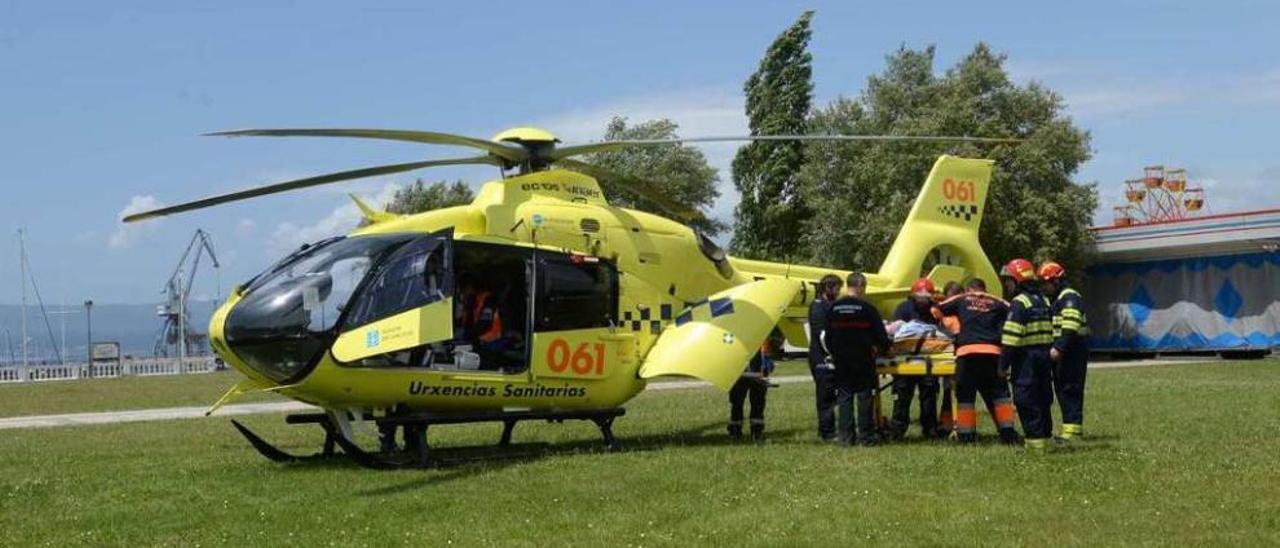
873 353 959 436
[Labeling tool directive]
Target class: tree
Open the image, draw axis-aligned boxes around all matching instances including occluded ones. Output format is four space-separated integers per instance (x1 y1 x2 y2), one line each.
730 10 815 260
384 179 475 215
584 117 726 235
799 43 1098 274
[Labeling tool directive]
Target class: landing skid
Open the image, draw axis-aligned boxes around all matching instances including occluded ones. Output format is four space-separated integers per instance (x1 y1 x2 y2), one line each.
230 419 338 463
231 408 626 470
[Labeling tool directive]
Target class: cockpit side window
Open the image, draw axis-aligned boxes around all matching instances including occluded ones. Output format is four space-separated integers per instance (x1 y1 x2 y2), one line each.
343 237 451 329
223 234 415 383
535 255 617 332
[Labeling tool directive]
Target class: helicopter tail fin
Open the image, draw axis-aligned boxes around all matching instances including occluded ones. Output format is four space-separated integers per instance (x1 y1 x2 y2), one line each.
874 155 1000 297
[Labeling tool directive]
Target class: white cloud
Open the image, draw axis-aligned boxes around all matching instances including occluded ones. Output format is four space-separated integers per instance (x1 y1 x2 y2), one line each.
1060 69 1280 119
536 85 749 231
265 182 402 257
234 218 257 237
108 195 165 249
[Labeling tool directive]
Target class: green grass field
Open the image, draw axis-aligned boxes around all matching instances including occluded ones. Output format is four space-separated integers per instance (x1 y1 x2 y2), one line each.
1 360 1278 546
0 370 284 417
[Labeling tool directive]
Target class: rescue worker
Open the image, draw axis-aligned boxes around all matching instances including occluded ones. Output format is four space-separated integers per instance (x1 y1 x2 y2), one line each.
728 341 775 442
934 278 1020 444
999 259 1057 451
469 287 503 348
888 278 941 439
936 282 963 437
807 274 843 442
1039 261 1090 440
823 273 891 445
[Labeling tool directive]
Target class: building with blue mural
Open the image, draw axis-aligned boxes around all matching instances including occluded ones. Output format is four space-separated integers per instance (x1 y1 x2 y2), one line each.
1086 208 1280 354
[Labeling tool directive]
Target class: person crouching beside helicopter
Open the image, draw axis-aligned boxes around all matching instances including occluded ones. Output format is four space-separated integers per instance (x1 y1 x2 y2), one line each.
728 340 776 442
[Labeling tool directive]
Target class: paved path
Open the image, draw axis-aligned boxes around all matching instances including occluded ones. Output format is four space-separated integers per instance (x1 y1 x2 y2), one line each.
0 358 1205 430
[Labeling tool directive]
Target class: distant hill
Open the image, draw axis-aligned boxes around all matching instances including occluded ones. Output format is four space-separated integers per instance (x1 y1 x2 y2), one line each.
0 301 218 364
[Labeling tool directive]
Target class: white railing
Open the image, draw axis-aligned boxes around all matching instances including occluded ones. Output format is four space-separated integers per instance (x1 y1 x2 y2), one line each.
0 357 222 384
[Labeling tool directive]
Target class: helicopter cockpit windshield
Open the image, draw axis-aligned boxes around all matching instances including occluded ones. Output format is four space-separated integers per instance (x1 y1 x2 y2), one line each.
223 234 416 383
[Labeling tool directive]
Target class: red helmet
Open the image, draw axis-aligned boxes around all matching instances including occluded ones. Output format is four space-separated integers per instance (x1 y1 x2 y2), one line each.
1004 259 1037 283
910 278 936 297
1038 261 1066 281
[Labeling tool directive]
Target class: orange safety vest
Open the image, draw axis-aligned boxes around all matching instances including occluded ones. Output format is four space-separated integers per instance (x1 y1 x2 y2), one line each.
468 291 503 343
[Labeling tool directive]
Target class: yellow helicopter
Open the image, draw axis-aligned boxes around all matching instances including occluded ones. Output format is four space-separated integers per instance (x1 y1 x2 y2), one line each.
125 127 1009 467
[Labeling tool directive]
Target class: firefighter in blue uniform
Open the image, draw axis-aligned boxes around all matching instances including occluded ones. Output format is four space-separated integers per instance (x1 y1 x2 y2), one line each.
999 259 1057 451
1039 261 1090 440
807 274 843 441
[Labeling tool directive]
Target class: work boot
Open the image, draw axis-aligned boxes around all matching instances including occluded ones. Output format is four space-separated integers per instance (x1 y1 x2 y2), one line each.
998 428 1021 446
727 422 743 440
750 423 765 442
957 432 977 444
1024 437 1053 453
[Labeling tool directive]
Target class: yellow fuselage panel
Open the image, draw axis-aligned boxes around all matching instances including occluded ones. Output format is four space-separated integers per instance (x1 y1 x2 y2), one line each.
288 350 645 412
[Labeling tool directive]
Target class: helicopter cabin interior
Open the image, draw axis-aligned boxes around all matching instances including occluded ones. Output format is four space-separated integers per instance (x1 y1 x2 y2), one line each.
346 237 618 374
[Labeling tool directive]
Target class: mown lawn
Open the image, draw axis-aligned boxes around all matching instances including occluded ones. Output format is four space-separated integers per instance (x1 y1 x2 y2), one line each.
0 370 284 417
1 360 1277 546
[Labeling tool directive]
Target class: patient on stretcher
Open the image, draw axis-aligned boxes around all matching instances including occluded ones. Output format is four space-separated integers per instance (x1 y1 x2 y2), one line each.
886 320 954 355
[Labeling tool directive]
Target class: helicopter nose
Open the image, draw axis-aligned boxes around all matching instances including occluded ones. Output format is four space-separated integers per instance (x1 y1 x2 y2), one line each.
220 279 333 383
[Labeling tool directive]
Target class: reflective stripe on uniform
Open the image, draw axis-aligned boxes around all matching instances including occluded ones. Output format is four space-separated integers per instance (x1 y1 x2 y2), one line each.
955 404 977 433
1053 288 1090 338
993 399 1016 428
1006 293 1053 347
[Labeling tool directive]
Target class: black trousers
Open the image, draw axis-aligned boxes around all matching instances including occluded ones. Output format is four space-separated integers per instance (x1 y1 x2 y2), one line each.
1011 347 1055 440
729 377 767 428
1054 340 1089 426
955 353 1017 433
809 363 838 439
833 358 877 443
890 375 939 436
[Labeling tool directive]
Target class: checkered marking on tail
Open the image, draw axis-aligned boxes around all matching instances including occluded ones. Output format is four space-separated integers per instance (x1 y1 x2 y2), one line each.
938 204 979 221
623 308 669 334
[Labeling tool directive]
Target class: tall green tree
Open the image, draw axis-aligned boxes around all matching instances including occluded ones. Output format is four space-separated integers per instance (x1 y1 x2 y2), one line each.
730 10 814 259
800 43 1097 274
584 117 725 235
385 179 475 215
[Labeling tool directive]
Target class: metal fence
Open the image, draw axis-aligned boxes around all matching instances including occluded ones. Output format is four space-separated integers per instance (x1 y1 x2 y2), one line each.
0 357 222 384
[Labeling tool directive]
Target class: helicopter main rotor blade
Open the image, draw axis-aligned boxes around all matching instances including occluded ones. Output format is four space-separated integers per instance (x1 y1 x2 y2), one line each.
123 155 498 223
554 158 705 222
206 128 529 163
550 134 1022 160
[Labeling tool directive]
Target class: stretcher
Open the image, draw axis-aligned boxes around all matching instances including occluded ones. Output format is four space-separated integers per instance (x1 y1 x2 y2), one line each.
871 351 959 436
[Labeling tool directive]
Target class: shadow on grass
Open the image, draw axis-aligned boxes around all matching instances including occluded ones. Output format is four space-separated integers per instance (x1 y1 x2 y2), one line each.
355 421 809 495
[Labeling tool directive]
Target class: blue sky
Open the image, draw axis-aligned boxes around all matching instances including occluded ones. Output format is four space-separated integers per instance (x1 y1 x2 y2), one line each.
3 1 1279 304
